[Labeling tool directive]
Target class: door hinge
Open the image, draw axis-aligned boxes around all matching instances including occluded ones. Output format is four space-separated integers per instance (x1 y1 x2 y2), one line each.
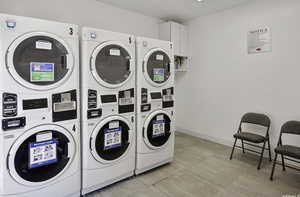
69 27 74 35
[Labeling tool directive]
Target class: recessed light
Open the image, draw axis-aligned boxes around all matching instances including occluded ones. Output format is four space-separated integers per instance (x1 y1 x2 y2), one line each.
197 0 204 2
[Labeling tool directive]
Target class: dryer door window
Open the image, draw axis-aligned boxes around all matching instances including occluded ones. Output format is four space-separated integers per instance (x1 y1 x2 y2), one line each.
146 50 171 84
12 36 69 85
146 113 171 147
6 32 74 90
93 119 130 161
12 130 72 183
94 44 131 85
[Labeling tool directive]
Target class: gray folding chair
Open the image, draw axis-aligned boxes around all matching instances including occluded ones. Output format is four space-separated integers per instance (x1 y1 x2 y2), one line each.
270 121 300 180
230 113 272 170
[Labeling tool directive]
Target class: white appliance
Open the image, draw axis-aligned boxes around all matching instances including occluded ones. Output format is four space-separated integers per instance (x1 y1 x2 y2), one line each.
0 14 80 197
135 37 175 175
80 27 136 195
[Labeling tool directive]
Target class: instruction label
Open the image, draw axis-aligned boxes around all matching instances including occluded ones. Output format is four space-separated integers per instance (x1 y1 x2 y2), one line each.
36 40 52 50
30 62 55 82
110 49 121 56
104 128 122 150
156 54 164 61
153 68 165 82
29 139 57 168
152 116 165 137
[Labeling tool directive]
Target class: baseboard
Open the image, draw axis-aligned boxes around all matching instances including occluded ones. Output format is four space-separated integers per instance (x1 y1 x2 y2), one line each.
176 127 233 148
175 127 276 160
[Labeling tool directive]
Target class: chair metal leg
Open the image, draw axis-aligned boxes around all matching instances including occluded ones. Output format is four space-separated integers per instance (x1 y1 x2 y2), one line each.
257 141 266 170
230 138 237 160
281 154 286 171
267 139 272 162
242 140 245 153
270 153 278 181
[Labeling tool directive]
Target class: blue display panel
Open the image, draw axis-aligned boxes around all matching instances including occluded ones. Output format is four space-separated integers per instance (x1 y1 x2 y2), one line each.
29 139 58 169
104 128 122 150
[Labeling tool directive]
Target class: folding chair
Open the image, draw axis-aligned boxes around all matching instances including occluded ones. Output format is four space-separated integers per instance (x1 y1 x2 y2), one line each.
230 113 272 170
270 121 300 180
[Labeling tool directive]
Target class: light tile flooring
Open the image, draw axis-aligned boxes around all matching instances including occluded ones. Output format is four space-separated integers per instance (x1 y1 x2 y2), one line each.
87 132 300 197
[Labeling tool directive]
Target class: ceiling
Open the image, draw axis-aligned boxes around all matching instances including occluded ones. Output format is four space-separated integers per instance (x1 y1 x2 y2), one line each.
96 0 251 22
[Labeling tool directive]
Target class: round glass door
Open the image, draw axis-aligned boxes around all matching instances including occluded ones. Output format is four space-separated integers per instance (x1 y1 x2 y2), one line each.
144 49 171 87
6 32 74 90
90 116 132 163
91 42 133 88
144 111 172 149
8 125 76 186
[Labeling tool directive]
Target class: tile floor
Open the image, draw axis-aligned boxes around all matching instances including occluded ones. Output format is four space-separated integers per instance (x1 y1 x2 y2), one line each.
87 132 300 197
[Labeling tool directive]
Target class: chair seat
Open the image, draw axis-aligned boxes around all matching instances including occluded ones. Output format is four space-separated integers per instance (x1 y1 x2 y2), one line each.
275 145 300 160
233 132 266 143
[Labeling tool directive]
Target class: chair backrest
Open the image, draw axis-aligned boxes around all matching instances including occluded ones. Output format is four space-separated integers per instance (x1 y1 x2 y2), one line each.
281 121 300 135
241 113 271 128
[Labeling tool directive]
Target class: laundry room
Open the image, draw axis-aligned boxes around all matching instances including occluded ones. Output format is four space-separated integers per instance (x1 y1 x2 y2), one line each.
0 0 299 197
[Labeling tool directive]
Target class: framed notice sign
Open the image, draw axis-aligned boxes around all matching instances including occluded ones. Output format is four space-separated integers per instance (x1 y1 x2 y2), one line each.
248 27 272 54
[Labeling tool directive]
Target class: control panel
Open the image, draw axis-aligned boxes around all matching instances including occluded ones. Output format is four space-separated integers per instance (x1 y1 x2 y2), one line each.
88 89 97 109
3 93 18 117
162 87 174 108
118 88 134 114
52 90 77 122
87 89 102 119
100 94 118 115
150 92 163 109
140 88 151 112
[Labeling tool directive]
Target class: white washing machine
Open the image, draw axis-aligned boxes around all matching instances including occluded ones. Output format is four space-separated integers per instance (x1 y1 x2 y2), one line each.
135 37 175 175
0 14 80 197
80 27 136 195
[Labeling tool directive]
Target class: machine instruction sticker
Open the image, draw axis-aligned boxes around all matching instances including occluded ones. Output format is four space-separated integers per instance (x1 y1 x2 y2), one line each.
36 131 53 142
109 121 119 129
110 49 121 56
29 139 57 168
104 127 122 150
30 62 55 82
152 119 165 137
156 54 164 61
153 68 165 82
36 40 52 50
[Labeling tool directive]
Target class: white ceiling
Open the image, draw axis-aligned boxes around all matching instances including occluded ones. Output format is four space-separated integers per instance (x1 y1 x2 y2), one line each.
96 0 251 22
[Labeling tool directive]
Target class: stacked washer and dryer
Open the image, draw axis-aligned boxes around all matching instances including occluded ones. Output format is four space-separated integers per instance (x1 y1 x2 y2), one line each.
0 13 175 197
80 28 136 195
0 14 81 197
135 37 175 175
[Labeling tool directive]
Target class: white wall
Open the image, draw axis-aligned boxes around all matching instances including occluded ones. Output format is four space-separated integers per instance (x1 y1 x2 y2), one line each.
176 0 300 147
0 0 160 38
